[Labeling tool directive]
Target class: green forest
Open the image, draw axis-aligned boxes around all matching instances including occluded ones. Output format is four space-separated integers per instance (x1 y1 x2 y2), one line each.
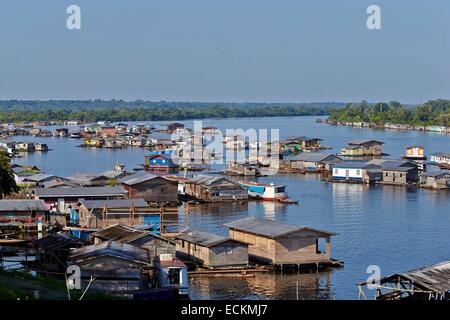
328 99 450 126
0 100 341 122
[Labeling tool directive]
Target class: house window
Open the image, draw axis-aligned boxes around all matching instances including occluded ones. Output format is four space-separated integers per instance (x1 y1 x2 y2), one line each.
334 168 338 175
316 238 327 254
400 173 403 178
181 240 185 248
226 248 233 255
356 169 361 175
162 159 166 164
152 160 157 163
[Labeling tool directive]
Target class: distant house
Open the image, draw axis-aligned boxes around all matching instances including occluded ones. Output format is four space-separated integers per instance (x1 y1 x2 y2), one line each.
34 143 48 152
331 162 382 183
68 241 153 294
224 217 337 266
14 141 35 152
284 153 342 172
166 122 184 133
420 170 450 189
33 186 127 213
405 146 426 160
77 198 154 228
175 230 248 268
202 126 220 135
100 126 117 138
22 174 66 187
339 140 384 157
54 128 69 137
430 152 450 168
184 175 248 202
0 199 48 225
82 138 102 147
119 172 179 205
285 137 323 150
144 154 176 171
226 162 260 176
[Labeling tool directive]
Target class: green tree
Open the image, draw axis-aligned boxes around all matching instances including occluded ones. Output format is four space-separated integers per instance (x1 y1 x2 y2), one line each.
0 151 19 198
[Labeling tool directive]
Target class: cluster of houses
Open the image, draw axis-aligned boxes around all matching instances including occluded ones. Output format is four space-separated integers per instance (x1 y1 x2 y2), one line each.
0 140 48 154
325 119 450 134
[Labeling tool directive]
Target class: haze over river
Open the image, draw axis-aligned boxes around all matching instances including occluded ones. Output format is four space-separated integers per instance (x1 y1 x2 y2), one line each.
14 116 450 299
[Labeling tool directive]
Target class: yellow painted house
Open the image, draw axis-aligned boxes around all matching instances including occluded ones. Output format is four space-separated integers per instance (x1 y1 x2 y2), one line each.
339 146 364 157
82 138 102 147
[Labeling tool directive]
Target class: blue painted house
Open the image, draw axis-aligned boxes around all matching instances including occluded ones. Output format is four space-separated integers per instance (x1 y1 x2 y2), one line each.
144 154 176 171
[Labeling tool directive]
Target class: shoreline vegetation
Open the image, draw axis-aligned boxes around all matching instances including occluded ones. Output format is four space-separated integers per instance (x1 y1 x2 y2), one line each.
0 100 341 123
327 99 450 128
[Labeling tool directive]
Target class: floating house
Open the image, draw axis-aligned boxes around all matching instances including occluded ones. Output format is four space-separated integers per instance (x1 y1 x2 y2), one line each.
358 261 450 300
90 223 176 257
420 170 450 189
119 172 179 205
202 126 220 135
239 181 287 201
175 230 249 269
166 122 185 133
184 175 248 202
224 217 337 266
339 140 384 157
81 138 102 147
283 153 342 172
402 146 427 171
330 162 382 183
77 198 154 229
226 162 261 176
144 154 176 171
14 141 35 152
67 173 111 186
430 152 450 169
34 143 48 151
54 128 69 138
153 254 189 297
100 126 118 138
382 165 419 185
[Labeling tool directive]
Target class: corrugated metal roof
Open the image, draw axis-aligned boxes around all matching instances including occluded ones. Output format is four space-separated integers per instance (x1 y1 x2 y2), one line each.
224 217 336 238
186 175 237 187
119 172 158 185
69 240 152 266
34 186 127 198
91 223 145 241
0 199 47 212
78 198 149 209
420 170 450 177
289 153 339 162
176 230 234 247
23 173 56 182
401 261 450 293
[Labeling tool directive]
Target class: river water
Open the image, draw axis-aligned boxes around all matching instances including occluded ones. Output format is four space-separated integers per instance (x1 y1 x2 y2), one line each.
13 116 450 300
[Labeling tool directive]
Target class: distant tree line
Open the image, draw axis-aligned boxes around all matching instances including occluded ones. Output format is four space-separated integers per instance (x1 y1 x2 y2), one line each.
0 100 344 122
328 99 450 126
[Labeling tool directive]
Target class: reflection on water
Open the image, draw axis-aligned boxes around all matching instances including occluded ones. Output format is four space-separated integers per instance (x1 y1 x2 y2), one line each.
11 117 450 299
189 270 333 300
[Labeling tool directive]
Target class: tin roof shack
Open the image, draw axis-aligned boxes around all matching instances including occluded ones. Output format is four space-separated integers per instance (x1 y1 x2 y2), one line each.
224 217 337 267
68 241 153 295
330 162 382 184
78 199 155 228
90 223 176 258
358 261 450 300
22 174 67 188
184 175 248 202
382 165 419 186
0 200 48 226
340 140 384 157
175 230 248 269
67 173 111 186
283 153 342 173
33 186 127 214
420 170 450 189
119 172 179 205
226 162 261 176
32 234 88 272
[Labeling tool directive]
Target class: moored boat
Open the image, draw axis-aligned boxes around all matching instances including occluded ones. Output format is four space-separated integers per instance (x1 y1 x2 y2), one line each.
239 181 287 201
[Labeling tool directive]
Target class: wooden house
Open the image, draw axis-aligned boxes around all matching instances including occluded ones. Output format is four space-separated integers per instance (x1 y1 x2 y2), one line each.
14 141 35 152
119 172 179 205
100 126 118 138
144 154 176 171
382 166 419 185
90 223 176 258
405 146 426 160
202 126 220 135
166 122 185 133
175 230 249 268
283 153 342 172
339 140 384 157
77 198 154 228
224 217 337 266
68 241 153 294
54 128 69 137
420 170 450 189
226 162 261 176
184 175 248 202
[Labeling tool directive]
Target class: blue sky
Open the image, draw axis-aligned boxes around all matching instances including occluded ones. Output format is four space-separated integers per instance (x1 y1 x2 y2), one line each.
0 0 449 103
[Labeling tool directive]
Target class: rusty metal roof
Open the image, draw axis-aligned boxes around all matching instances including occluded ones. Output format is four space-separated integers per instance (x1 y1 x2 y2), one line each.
400 261 450 293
